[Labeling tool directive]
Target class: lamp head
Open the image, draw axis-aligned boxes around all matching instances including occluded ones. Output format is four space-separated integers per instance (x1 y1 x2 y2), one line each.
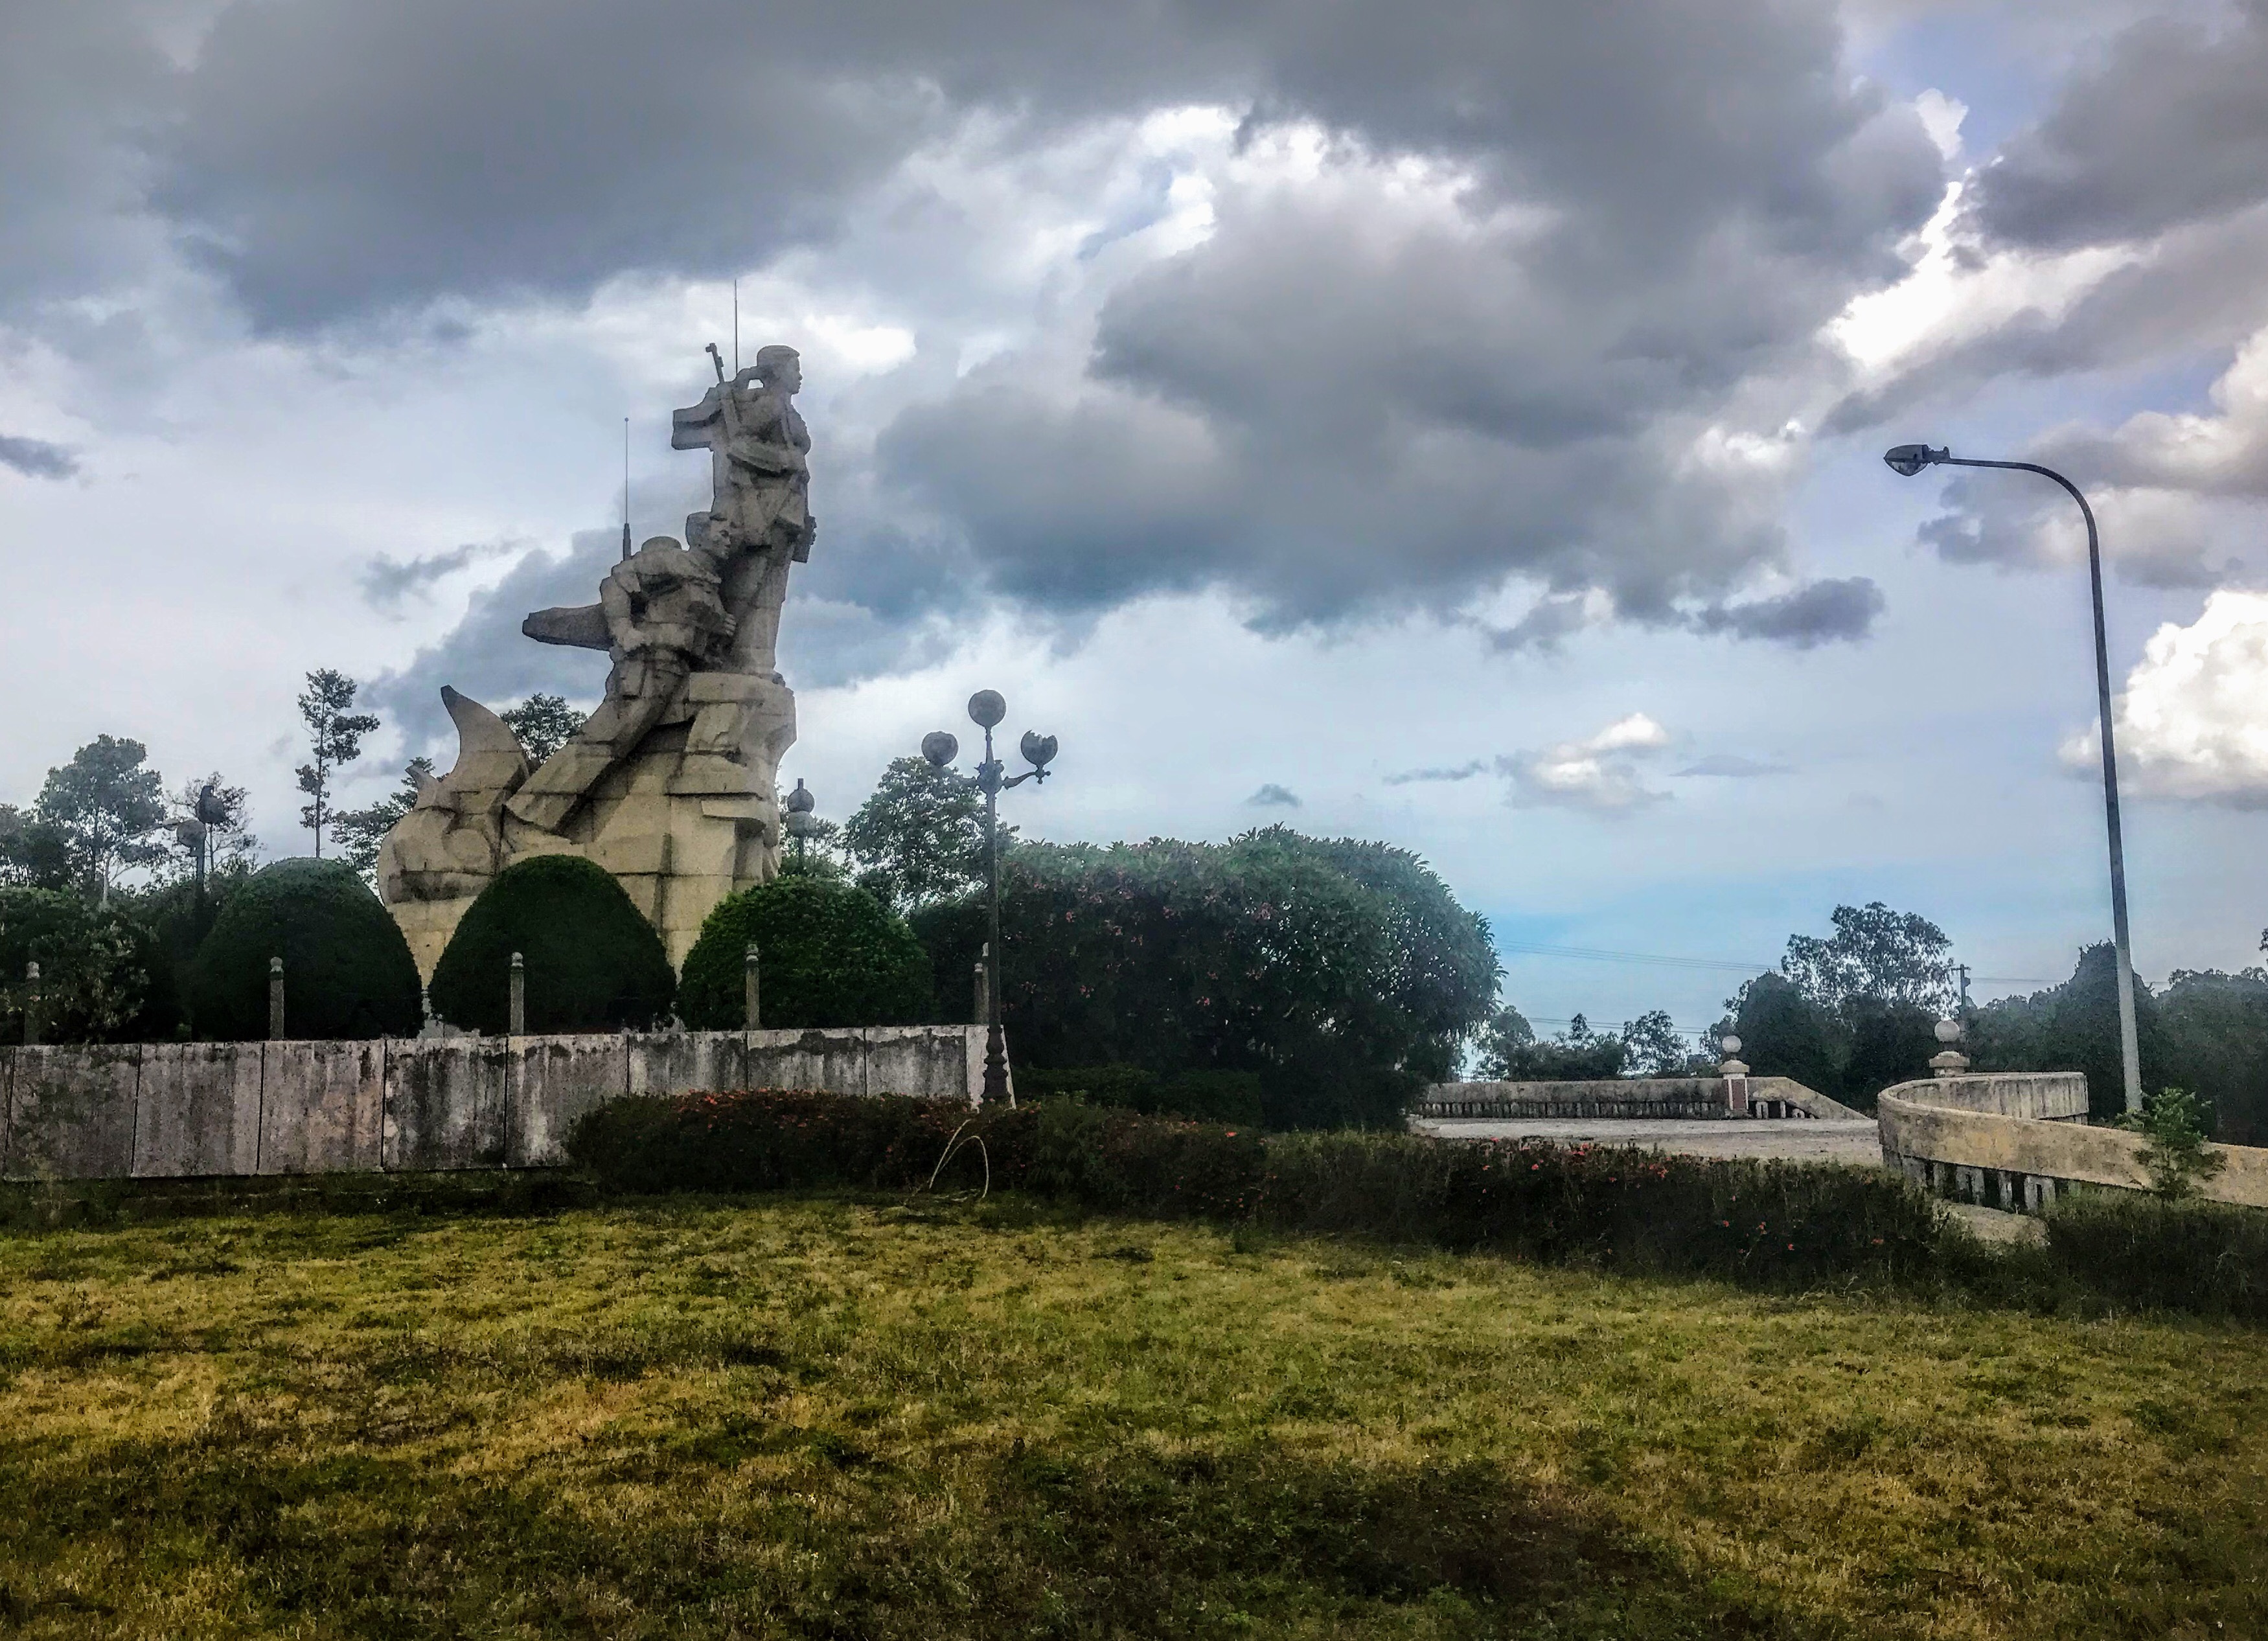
1934 1016 1964 1045
1018 730 1058 771
785 777 816 815
921 730 959 768
1883 443 1947 478
967 689 1007 729
1720 1034 1742 1057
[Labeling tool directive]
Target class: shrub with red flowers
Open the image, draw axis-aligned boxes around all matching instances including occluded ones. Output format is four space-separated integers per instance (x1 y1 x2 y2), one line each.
567 1090 1942 1288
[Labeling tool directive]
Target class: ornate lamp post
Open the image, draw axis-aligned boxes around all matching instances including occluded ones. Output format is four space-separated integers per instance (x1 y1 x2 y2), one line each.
922 690 1058 1105
783 778 819 868
1884 442 2140 1112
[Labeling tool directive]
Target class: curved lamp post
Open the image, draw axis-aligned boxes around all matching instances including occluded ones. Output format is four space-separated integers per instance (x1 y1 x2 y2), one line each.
921 691 1058 1105
1884 442 2140 1113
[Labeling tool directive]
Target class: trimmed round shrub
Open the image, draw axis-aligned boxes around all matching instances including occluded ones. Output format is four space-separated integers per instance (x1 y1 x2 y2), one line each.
187 858 421 1040
429 855 674 1035
679 875 930 1029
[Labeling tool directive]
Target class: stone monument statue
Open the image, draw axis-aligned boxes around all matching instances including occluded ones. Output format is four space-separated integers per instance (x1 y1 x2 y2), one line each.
376 345 816 977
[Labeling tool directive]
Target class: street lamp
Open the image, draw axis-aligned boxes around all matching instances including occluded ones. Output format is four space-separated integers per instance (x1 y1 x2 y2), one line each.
783 777 818 868
1884 442 2141 1113
921 690 1059 1105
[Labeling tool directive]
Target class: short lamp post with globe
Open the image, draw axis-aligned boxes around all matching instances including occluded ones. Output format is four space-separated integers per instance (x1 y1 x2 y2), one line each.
920 690 1059 1106
782 778 819 868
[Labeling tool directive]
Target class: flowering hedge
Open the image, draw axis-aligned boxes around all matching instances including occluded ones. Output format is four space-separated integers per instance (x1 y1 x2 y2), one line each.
566 1091 1942 1288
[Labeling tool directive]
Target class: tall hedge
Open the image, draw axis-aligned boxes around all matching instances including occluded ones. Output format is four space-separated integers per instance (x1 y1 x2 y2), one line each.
679 875 930 1029
429 855 674 1035
187 858 420 1040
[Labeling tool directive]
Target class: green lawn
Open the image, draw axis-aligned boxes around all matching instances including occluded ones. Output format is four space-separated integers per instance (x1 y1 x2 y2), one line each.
1 1192 2262 1638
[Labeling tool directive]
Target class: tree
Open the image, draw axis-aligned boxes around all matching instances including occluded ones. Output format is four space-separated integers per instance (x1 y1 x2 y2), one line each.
0 803 72 889
1782 902 1953 1013
501 693 582 764
679 875 931 1029
333 757 435 877
295 669 380 858
1969 943 2171 1121
1620 1009 1690 1076
2157 967 2268 1144
914 827 1498 1127
33 735 169 902
1728 972 1840 1096
187 858 421 1040
1476 1008 1629 1080
0 886 172 1042
428 855 673 1034
841 757 989 913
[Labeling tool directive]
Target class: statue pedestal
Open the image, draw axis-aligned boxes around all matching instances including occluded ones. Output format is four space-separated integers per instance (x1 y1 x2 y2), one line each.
380 674 796 980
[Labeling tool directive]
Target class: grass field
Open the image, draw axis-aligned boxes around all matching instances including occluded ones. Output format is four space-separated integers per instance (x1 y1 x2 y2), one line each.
1 1191 2262 1638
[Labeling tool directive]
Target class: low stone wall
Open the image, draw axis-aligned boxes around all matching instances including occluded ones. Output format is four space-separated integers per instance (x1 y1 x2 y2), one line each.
0 1026 986 1184
1417 1076 1861 1121
1878 1074 2268 1213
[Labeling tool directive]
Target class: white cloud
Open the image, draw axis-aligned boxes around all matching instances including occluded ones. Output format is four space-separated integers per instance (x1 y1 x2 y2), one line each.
2064 590 2268 803
1500 713 1672 812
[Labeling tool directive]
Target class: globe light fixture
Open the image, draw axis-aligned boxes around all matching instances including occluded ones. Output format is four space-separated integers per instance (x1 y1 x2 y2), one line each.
783 777 819 867
919 690 1060 1105
1884 440 2140 1112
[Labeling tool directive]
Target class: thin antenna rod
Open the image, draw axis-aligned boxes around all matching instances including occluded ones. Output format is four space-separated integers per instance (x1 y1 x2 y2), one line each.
620 417 632 560
733 277 740 374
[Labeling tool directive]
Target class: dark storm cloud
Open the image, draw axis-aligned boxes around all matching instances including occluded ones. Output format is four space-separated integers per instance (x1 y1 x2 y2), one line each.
1916 470 2226 588
141 0 1935 331
0 6 176 310
880 45 1934 628
363 532 618 753
1689 578 1883 646
0 435 79 480
1246 783 1301 807
1965 1 2268 252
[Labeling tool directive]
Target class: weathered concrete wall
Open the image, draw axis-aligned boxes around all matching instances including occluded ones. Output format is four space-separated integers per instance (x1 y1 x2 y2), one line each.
6 1046 140 1182
133 1043 262 1178
1418 1075 1862 1121
260 1040 385 1175
0 1025 985 1183
1879 1079 2268 1212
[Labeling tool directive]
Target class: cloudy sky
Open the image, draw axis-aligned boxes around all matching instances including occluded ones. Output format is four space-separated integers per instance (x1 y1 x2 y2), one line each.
8 0 2268 1045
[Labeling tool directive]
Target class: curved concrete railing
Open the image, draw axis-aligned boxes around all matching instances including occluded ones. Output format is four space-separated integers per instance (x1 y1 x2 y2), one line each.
1417 1076 1865 1122
1879 1072 2268 1212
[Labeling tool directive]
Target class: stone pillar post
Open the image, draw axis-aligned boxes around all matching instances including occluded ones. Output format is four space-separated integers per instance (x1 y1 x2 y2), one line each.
23 961 40 1046
268 956 286 1040
1930 1017 1969 1077
1718 1033 1749 1115
509 951 527 1037
744 942 761 1031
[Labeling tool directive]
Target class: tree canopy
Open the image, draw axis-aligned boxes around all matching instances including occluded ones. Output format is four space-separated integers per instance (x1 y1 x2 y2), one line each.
1781 902 1953 1013
840 756 990 913
29 735 169 900
914 826 1498 1128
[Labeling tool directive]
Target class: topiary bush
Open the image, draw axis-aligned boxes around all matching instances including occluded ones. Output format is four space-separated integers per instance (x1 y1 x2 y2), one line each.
187 858 420 1040
428 855 674 1035
679 875 930 1029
